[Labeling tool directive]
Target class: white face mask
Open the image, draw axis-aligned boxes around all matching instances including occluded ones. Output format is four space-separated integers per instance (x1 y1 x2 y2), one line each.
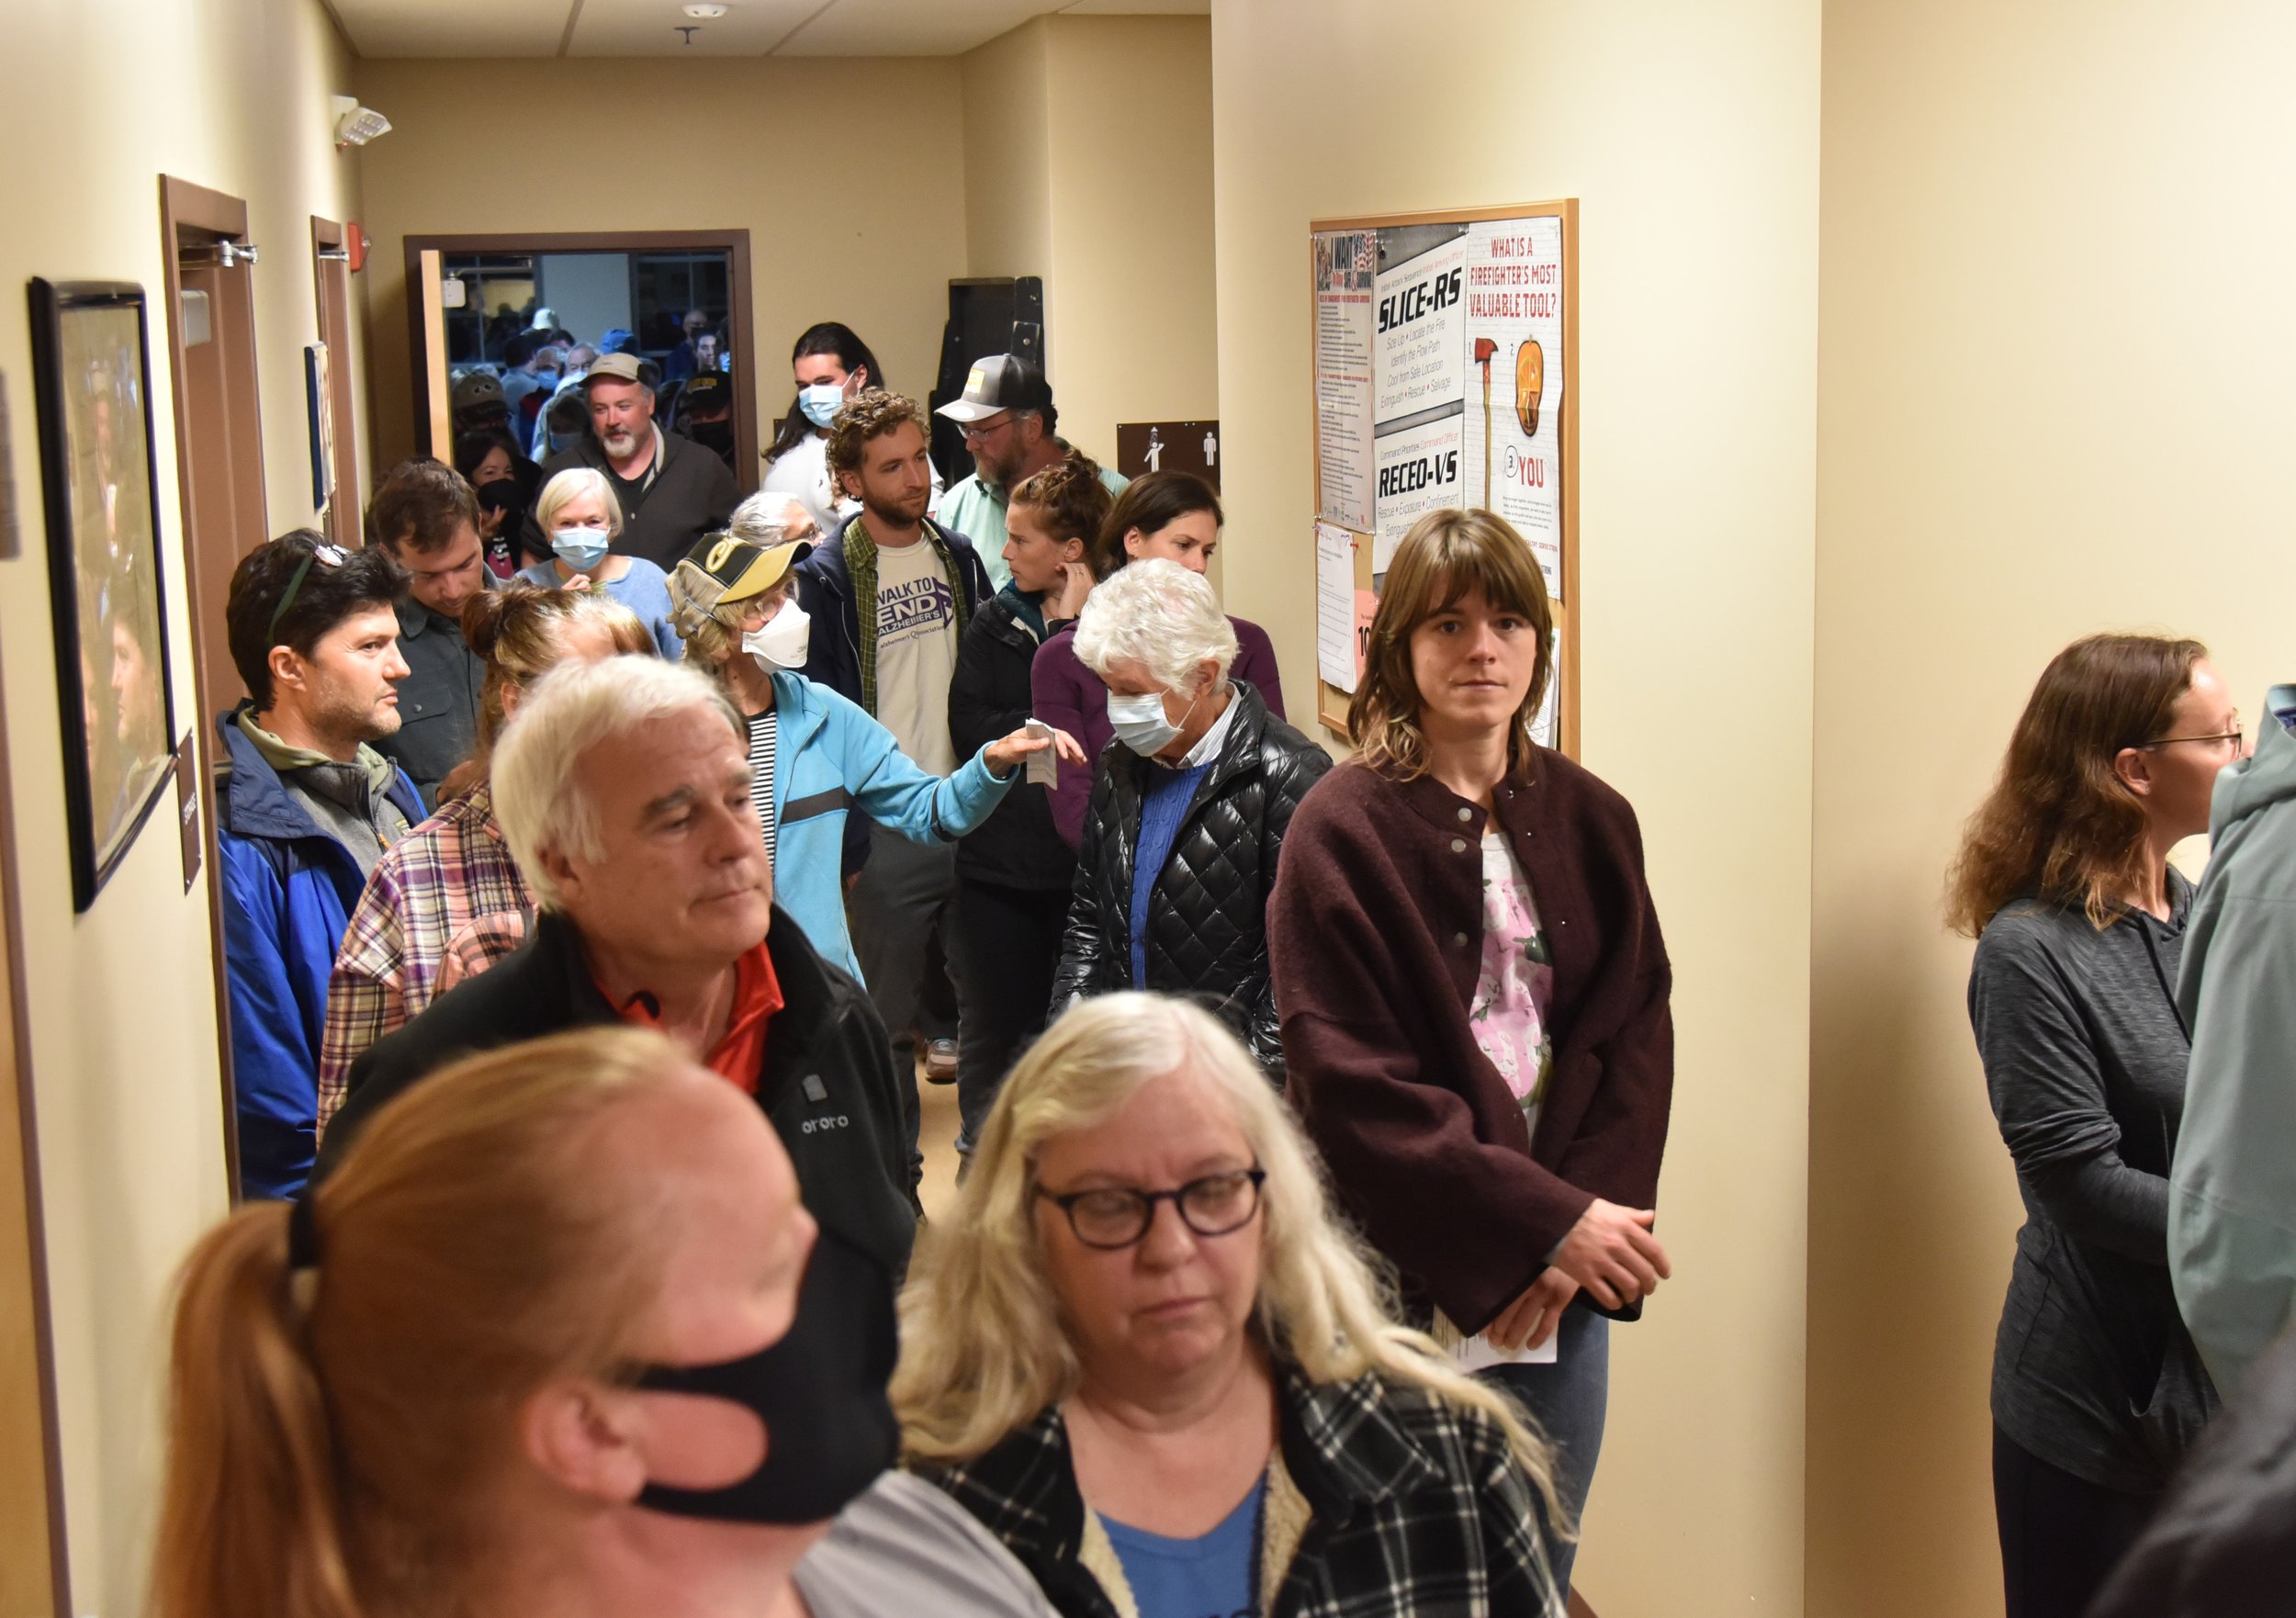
743 598 811 670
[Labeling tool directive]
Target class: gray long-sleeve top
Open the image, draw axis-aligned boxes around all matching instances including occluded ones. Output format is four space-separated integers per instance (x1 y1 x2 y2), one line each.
1970 876 2218 1491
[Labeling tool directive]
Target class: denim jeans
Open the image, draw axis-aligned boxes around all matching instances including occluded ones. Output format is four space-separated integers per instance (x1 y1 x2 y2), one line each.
1479 1306 1610 1596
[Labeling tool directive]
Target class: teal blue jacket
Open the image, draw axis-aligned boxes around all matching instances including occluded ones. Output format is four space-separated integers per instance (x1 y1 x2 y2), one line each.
760 670 1012 983
2172 686 2296 1393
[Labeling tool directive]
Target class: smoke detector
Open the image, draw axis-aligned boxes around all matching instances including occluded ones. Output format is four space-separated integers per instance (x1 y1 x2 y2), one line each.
331 96 391 149
683 4 727 16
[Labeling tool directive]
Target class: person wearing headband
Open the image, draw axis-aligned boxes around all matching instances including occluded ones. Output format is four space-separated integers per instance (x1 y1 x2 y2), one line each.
669 495 1083 1178
215 531 426 1199
153 1026 1060 1618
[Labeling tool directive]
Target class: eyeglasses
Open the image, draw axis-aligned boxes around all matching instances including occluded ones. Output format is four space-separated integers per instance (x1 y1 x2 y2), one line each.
960 413 1016 443
1034 1167 1266 1251
2140 719 2243 753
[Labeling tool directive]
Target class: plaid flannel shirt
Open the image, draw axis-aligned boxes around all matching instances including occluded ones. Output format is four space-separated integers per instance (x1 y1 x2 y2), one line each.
317 783 529 1130
919 1362 1563 1618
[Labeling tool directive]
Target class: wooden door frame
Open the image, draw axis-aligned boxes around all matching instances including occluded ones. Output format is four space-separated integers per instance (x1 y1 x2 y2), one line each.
0 662 69 1618
158 174 259 1197
310 217 362 551
403 230 758 492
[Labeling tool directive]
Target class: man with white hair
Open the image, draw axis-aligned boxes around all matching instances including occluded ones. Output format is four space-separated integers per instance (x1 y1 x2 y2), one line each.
317 655 918 1276
1051 559 1332 1082
530 352 738 570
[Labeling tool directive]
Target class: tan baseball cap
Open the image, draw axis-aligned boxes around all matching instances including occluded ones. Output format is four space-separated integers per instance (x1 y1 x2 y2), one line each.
583 352 647 386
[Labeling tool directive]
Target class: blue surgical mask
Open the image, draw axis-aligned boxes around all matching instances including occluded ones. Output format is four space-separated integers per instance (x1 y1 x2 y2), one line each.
1108 689 1181 757
798 383 845 430
551 527 611 573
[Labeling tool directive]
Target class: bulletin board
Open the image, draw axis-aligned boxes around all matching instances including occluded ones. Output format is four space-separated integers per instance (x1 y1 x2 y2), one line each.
1309 201 1580 758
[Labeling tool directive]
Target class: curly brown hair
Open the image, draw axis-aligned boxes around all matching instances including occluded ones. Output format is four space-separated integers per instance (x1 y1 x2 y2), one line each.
1347 509 1554 781
1010 451 1115 551
1944 633 2208 936
823 388 930 489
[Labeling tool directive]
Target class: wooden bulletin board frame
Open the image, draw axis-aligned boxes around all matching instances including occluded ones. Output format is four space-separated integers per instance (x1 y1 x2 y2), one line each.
1309 200 1580 758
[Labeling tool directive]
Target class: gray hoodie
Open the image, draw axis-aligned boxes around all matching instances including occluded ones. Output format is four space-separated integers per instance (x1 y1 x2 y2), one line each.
2171 686 2296 1395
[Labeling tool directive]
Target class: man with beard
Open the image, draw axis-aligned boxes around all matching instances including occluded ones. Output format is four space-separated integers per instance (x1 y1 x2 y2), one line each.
932 354 1126 591
366 459 492 808
215 532 425 1198
532 352 737 569
793 389 995 1095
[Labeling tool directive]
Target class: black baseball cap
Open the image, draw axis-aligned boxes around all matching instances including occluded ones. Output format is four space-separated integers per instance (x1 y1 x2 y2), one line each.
681 373 731 417
934 354 1052 423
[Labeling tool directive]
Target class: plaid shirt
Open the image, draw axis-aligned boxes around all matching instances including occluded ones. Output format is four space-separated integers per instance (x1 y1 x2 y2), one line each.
317 782 529 1129
918 1363 1563 1618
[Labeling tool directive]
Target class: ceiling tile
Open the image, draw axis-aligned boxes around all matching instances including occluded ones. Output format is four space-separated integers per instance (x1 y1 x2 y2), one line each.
568 0 828 56
331 0 576 57
772 0 1053 57
1058 0 1209 13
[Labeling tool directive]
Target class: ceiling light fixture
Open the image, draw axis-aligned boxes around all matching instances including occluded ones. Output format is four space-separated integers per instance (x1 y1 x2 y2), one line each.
331 95 391 150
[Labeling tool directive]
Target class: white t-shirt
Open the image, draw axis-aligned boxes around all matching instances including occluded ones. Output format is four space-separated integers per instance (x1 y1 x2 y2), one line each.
872 538 960 776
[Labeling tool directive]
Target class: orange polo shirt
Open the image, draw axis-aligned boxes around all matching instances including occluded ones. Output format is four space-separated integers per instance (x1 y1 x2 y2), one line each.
603 941 783 1093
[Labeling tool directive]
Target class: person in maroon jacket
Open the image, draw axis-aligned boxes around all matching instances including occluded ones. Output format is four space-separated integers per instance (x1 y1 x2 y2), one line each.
1266 507 1674 1595
1030 472 1286 848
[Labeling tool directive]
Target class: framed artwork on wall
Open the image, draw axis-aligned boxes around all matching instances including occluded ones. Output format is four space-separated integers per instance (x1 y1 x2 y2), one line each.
27 279 177 912
305 342 334 515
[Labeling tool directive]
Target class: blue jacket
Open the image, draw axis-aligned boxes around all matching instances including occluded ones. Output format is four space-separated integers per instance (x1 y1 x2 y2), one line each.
763 670 1012 982
214 711 424 1200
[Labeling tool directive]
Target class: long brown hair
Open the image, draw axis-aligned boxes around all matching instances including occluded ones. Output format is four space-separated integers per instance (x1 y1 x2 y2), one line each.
149 1028 689 1618
1945 632 2208 935
1348 508 1554 781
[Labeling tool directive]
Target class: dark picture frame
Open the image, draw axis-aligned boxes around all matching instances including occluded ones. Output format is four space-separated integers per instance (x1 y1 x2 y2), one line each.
27 279 177 912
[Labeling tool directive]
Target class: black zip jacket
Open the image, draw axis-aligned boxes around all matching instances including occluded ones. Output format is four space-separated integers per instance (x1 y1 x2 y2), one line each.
316 906 919 1279
1051 680 1330 1080
948 591 1075 893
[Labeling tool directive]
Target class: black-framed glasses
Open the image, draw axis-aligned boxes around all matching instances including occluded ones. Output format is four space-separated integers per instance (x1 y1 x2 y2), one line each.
1034 1167 1266 1250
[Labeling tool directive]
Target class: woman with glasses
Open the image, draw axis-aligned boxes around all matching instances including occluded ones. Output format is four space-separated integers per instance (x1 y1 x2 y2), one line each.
1947 633 2241 1618
669 495 1083 991
895 993 1566 1618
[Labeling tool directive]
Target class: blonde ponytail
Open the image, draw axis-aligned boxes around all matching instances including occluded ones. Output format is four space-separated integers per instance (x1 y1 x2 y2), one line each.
150 1200 361 1618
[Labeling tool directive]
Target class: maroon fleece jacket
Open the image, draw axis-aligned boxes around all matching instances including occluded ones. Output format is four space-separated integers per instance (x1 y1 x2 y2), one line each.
1267 753 1673 1336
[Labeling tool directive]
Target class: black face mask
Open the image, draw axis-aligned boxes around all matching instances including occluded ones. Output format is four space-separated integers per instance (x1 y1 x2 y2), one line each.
476 477 522 515
689 419 735 455
630 1227 898 1526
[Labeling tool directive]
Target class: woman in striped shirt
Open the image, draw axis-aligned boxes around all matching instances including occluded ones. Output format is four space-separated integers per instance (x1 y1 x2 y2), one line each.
669 499 1082 988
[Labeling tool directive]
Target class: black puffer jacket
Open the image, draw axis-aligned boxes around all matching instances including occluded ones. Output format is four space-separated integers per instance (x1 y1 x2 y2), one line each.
1051 680 1331 1078
949 591 1075 893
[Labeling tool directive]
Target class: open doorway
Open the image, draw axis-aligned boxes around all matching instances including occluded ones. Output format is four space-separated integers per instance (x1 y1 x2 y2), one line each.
402 230 756 493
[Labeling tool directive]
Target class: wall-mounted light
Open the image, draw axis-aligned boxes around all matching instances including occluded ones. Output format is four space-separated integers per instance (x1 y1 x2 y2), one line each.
332 95 392 150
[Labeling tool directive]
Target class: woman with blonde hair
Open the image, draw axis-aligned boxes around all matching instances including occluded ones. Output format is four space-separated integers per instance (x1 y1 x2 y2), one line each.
1947 633 2238 1618
519 466 683 657
154 1025 1056 1618
897 992 1564 1618
1266 507 1673 1595
317 584 652 1132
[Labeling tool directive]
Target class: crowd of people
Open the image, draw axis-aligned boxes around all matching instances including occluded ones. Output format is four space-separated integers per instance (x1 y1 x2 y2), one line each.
179 316 1680 1618
174 309 2296 1618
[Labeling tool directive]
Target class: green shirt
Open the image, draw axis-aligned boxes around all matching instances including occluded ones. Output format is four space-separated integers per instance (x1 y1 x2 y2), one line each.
936 449 1130 592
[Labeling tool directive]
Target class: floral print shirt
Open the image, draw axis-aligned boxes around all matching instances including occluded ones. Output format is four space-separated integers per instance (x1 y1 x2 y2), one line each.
1469 829 1555 1137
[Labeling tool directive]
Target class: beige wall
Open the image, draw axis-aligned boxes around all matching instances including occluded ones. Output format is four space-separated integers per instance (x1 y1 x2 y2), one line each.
1 1 367 1610
353 56 971 474
962 16 1219 471
1808 2 2296 1612
1209 3 1821 1612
